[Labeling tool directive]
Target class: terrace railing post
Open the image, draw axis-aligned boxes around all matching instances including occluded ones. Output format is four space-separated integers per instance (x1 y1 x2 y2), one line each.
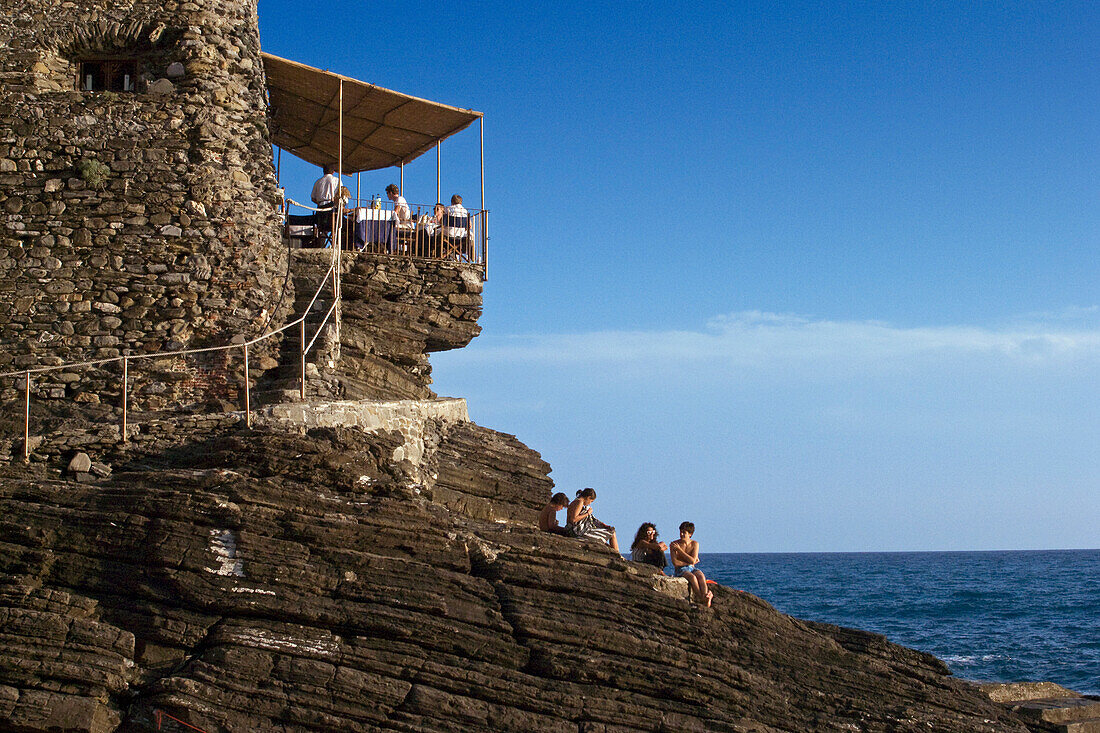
23 371 30 462
299 319 306 399
242 343 251 428
121 356 128 444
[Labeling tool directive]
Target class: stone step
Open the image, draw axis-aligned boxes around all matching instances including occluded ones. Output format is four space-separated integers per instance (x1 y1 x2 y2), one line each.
981 682 1100 733
262 362 318 379
1063 718 1100 733
1010 697 1100 726
254 388 306 404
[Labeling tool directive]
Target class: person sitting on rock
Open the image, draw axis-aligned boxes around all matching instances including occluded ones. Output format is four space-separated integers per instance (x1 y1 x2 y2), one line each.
539 492 571 536
669 521 712 607
630 522 668 574
565 488 619 553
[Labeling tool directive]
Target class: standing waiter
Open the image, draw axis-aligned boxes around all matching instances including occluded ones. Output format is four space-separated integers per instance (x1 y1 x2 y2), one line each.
309 164 339 247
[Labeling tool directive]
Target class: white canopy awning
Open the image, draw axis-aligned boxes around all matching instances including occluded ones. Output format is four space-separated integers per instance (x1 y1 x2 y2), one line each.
262 52 482 174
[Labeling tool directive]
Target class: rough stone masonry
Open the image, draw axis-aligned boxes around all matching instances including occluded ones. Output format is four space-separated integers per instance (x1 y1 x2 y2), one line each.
0 0 289 409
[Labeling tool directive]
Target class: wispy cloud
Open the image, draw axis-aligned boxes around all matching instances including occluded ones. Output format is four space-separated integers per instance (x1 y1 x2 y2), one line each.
445 310 1100 368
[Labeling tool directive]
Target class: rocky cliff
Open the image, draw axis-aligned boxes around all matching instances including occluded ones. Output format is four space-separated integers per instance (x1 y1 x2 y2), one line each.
0 410 1051 732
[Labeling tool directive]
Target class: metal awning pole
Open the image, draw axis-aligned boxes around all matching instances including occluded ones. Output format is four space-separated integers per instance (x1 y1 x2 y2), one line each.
480 117 485 211
400 162 404 193
336 79 343 341
356 172 361 208
338 81 344 186
436 141 441 203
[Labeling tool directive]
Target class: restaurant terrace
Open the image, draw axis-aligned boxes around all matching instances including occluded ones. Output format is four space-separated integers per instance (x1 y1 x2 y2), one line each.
262 53 488 271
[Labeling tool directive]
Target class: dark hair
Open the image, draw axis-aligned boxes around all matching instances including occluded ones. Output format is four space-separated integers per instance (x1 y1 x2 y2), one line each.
323 164 335 174
679 521 695 535
549 492 569 507
386 183 400 196
450 193 462 205
576 488 596 500
631 522 658 551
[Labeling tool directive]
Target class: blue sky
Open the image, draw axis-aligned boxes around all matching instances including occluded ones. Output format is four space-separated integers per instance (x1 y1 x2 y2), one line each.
258 2 1100 552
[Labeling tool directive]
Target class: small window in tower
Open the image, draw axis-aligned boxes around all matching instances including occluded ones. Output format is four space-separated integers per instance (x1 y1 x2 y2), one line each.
78 60 139 92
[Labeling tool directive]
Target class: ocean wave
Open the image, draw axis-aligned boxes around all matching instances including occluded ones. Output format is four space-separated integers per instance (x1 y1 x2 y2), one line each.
941 654 1012 665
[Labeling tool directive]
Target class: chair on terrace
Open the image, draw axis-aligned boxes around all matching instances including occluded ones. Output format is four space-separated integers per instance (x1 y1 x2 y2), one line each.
441 213 472 261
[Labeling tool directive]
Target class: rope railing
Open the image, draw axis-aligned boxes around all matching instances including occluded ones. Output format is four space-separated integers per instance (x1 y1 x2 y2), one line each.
305 300 339 356
284 197 329 213
3 256 340 462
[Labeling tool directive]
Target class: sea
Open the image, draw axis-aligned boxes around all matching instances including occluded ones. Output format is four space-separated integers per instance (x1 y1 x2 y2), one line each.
701 549 1100 696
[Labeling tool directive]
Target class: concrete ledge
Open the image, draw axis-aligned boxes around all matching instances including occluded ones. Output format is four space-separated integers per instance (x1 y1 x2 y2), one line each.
253 398 468 469
651 573 691 599
981 681 1081 703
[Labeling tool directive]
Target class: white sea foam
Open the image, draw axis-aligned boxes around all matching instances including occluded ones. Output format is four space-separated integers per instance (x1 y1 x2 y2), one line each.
941 654 1010 665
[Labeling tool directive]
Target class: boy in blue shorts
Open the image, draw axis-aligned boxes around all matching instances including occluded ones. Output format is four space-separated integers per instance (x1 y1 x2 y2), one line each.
669 521 713 607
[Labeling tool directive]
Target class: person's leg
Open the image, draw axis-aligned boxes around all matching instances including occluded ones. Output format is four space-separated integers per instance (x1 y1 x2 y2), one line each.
608 529 619 553
682 571 702 600
693 570 712 606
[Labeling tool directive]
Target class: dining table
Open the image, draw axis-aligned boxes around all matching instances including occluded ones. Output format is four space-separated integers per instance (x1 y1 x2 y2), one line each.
350 207 395 251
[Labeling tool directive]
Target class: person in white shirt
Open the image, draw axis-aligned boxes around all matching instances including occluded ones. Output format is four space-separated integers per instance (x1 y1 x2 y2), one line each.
386 184 413 229
310 165 339 209
444 193 470 239
308 165 340 246
416 202 445 253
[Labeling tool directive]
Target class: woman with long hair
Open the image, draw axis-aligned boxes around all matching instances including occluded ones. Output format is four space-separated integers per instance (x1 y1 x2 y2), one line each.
630 522 668 574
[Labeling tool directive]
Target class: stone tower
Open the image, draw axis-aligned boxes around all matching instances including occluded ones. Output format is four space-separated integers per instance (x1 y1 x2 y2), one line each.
0 0 287 408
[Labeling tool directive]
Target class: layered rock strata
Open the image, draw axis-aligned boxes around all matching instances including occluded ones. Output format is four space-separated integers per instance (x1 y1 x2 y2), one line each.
0 423 1049 733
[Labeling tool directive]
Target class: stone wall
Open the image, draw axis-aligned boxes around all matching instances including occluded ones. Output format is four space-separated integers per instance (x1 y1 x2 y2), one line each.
0 0 289 410
254 397 470 481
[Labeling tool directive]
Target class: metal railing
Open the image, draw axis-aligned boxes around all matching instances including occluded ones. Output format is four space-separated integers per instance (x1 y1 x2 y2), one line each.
285 198 488 275
1 250 341 462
